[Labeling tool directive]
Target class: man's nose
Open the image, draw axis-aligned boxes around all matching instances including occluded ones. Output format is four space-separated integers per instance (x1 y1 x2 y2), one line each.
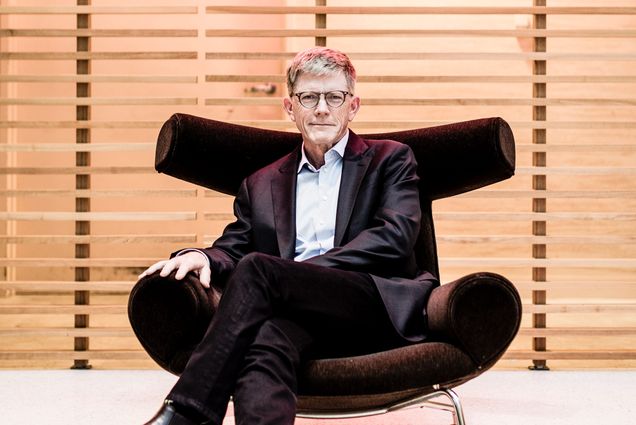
314 95 330 113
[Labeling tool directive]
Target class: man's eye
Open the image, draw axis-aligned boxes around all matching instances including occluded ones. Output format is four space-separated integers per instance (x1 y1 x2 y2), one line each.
302 94 319 102
326 93 344 102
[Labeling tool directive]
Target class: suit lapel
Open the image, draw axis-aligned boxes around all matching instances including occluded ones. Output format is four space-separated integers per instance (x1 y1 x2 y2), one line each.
271 148 299 260
334 131 372 246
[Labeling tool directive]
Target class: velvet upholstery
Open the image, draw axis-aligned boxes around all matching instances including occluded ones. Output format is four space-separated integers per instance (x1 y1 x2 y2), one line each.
128 113 522 415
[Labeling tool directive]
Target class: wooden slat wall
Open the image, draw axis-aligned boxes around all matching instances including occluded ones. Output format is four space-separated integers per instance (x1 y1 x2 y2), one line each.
0 0 635 369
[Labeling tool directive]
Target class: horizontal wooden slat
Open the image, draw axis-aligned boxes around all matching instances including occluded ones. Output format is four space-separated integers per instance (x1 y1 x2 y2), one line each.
0 189 196 197
0 142 153 152
203 213 234 221
203 190 231 198
517 166 636 176
456 190 636 199
0 305 126 314
0 97 197 105
504 350 636 360
0 52 197 60
438 235 636 244
440 258 636 267
0 212 196 221
0 327 134 337
433 212 636 221
517 120 636 129
0 74 197 83
206 74 636 84
0 234 196 244
516 144 636 152
205 29 636 38
0 29 197 37
205 6 636 16
206 51 636 61
0 281 134 292
0 6 198 14
0 258 158 267
0 351 149 361
0 121 162 128
524 304 636 314
513 280 634 291
518 327 636 337
0 166 153 174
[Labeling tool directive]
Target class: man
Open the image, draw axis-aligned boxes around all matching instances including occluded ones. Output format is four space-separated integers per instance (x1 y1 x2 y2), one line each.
141 47 438 425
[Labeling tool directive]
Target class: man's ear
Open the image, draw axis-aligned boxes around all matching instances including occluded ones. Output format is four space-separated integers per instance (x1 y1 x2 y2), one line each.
283 97 296 122
348 96 361 122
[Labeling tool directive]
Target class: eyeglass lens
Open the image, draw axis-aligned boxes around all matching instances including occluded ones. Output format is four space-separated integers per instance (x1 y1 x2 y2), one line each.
297 91 348 108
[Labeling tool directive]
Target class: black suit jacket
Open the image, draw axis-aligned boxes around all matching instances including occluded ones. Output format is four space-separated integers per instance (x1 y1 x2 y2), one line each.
201 130 439 342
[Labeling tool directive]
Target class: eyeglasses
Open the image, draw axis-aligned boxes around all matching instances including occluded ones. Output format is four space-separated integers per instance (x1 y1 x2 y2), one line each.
293 91 351 109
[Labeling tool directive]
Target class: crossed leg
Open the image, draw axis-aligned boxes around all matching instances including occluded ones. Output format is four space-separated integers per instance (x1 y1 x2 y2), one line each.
167 252 402 425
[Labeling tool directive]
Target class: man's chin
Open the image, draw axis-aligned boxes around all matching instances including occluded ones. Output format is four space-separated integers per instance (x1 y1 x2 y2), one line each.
307 132 338 146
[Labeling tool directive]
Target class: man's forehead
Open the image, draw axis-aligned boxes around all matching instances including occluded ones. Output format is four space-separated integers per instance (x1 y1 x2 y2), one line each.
293 71 348 91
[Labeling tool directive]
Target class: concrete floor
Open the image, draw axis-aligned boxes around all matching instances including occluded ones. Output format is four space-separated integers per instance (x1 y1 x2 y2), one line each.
1 370 634 425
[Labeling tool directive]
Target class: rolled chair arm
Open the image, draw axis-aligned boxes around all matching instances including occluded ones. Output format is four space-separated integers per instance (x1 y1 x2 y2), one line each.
426 272 522 368
128 271 219 375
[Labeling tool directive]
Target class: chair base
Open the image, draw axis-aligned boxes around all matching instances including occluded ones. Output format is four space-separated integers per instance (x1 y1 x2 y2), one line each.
296 387 466 425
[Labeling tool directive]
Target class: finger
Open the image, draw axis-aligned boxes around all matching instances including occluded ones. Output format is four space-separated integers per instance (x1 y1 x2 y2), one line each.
174 262 191 281
199 266 212 289
159 259 178 277
138 260 168 279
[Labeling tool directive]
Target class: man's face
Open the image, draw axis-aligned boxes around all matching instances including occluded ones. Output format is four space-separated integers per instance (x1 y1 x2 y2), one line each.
283 71 360 152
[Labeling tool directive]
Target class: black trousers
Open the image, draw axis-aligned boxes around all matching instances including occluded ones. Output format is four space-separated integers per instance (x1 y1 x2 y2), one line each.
168 252 405 425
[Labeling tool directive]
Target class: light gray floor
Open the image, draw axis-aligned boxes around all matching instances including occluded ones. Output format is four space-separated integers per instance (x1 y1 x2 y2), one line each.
1 370 634 425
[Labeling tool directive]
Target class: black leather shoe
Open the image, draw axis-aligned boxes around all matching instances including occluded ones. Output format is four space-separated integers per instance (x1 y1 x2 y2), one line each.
144 400 200 425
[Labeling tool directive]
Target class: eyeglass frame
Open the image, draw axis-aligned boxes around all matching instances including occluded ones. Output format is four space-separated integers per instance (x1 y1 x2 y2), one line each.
292 90 352 109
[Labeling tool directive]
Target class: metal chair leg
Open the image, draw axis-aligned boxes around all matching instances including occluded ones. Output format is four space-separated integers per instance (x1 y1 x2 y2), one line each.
409 388 466 425
439 388 466 425
298 387 467 424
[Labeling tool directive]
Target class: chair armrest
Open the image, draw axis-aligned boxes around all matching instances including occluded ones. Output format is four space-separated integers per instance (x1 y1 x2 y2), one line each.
128 271 221 375
426 272 522 368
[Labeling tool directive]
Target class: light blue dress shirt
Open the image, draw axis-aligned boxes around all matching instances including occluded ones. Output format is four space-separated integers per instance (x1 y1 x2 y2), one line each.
181 132 348 266
294 132 348 262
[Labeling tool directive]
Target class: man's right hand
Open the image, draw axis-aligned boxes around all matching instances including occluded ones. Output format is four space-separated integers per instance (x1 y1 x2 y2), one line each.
138 251 212 288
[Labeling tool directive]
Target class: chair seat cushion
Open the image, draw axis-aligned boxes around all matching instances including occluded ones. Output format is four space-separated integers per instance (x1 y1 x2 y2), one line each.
298 342 475 411
128 272 501 413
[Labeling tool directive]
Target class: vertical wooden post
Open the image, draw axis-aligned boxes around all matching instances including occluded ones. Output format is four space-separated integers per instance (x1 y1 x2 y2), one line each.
1 12 17 299
73 0 91 370
315 0 326 47
530 0 549 371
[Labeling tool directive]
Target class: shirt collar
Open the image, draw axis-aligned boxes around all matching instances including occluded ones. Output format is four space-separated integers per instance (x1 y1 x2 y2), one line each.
297 130 349 173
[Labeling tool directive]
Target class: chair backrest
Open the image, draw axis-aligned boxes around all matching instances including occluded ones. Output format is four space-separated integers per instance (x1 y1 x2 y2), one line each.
155 114 515 277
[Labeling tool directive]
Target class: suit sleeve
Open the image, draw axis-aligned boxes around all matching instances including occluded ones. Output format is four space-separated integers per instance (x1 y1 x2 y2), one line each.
304 144 421 277
199 178 254 286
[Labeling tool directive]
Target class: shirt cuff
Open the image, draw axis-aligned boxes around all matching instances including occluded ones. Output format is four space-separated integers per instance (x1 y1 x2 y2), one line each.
176 248 211 269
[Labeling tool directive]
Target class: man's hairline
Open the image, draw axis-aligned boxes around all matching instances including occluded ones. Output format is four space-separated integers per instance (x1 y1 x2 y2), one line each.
287 70 356 97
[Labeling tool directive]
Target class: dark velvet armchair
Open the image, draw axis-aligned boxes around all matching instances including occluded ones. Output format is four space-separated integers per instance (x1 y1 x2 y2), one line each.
128 113 522 424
